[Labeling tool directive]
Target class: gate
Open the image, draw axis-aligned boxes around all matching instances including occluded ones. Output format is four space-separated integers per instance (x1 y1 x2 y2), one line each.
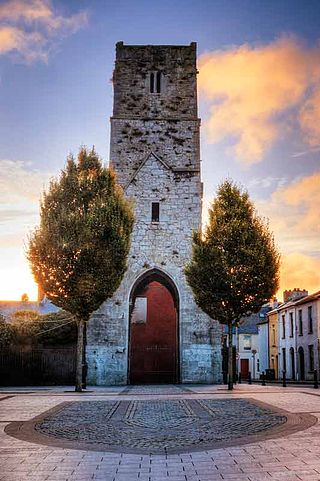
129 274 179 384
0 348 76 386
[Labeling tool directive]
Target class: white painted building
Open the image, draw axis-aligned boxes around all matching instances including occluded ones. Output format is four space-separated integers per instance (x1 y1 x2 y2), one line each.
273 290 320 381
294 291 320 381
278 301 297 379
232 306 270 380
258 320 269 375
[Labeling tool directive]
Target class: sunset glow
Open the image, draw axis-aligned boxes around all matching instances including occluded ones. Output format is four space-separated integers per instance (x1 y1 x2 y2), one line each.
0 0 319 301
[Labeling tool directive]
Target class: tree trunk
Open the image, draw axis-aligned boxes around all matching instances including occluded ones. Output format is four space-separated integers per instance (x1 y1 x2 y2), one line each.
228 321 233 391
75 318 85 392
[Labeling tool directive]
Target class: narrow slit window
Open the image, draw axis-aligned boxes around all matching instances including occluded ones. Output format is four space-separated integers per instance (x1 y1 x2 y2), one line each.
150 72 154 93
156 71 161 93
149 71 161 93
151 202 159 222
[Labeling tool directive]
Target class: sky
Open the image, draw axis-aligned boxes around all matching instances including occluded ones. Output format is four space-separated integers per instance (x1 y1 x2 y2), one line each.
0 0 319 301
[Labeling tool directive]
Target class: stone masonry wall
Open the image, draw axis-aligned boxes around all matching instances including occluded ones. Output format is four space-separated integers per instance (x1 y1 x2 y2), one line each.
86 43 222 385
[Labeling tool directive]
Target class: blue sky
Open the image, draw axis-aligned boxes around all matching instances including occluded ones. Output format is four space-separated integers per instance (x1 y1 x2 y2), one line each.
0 0 320 299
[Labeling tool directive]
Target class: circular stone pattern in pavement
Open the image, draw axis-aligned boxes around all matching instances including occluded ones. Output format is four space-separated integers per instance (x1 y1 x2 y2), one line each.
30 398 290 453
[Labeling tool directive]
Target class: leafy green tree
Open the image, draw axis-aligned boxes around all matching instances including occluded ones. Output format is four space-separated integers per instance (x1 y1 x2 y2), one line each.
11 310 39 323
185 180 280 390
27 147 134 391
12 310 77 347
0 314 15 349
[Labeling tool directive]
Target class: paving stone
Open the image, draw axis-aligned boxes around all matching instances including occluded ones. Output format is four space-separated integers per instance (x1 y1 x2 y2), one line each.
34 399 286 454
1 385 320 481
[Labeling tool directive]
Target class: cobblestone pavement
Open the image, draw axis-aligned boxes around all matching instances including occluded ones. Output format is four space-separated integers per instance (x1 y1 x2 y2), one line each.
0 384 320 480
33 399 286 453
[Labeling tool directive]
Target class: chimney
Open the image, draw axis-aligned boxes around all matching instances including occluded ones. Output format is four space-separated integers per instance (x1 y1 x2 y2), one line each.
283 288 308 303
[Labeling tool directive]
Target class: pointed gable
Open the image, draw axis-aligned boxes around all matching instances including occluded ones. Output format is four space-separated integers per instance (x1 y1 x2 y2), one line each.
125 151 172 190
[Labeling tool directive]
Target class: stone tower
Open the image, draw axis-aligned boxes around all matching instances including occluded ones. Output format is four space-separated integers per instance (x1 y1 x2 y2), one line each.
86 42 222 385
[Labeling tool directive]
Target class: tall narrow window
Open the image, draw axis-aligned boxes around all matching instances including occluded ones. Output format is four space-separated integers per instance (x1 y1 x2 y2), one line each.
308 344 314 371
150 72 154 93
298 310 303 335
308 306 313 333
289 312 294 337
151 202 159 223
156 71 161 93
149 71 161 93
282 315 286 339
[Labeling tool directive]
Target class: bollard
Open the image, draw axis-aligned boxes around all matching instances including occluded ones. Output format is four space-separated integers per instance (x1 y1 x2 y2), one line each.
282 370 287 387
314 370 319 389
248 371 252 384
82 362 88 390
261 371 266 386
238 373 242 384
223 371 228 385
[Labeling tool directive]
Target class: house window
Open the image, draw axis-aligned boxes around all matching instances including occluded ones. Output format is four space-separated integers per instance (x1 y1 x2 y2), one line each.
150 72 154 93
282 315 286 339
308 344 314 371
243 335 251 350
272 326 276 346
298 310 303 336
149 71 161 93
289 312 294 337
151 202 160 222
257 359 260 372
282 347 286 372
308 306 313 333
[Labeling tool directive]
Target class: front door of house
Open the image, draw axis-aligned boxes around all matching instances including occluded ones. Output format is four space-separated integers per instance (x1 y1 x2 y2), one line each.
240 359 249 379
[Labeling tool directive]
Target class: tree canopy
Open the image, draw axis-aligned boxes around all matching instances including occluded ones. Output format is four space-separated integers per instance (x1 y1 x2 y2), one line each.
27 146 134 390
27 147 134 322
185 180 280 325
185 180 280 389
11 310 77 347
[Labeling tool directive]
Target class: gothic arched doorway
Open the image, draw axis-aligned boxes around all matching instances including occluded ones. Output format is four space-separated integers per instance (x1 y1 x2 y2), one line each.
128 269 179 384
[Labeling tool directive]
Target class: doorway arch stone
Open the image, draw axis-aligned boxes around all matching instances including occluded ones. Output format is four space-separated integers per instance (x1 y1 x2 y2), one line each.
128 269 179 384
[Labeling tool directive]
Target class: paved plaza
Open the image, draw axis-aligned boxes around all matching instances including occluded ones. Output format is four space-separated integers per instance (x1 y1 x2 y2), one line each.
1 384 320 480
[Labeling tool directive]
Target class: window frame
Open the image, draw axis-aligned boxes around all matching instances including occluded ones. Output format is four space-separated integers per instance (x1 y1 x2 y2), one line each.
289 312 294 337
151 201 160 223
149 71 162 94
308 344 314 371
282 315 286 339
308 306 313 334
298 309 303 336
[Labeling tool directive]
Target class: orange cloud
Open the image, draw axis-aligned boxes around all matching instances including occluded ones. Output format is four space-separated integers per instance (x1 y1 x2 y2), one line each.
255 172 320 296
279 253 320 297
198 37 320 164
0 0 51 22
299 87 320 147
274 172 320 235
0 0 88 62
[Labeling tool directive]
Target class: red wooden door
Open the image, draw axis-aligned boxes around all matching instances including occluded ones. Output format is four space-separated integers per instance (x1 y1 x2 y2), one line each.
240 359 249 379
129 281 178 384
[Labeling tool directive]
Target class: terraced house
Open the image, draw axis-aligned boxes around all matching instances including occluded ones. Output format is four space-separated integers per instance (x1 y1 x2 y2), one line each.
276 289 320 381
